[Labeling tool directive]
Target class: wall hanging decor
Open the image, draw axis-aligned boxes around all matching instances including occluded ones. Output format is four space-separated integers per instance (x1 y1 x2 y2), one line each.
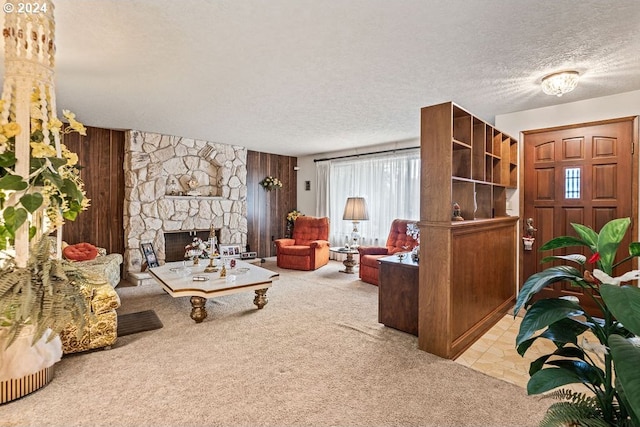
259 176 283 191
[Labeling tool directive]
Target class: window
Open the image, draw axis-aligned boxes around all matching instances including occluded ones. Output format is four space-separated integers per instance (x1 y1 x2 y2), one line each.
317 149 420 246
565 167 580 199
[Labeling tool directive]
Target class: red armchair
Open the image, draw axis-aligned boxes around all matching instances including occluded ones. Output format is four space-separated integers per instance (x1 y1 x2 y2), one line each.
274 216 330 271
357 219 418 286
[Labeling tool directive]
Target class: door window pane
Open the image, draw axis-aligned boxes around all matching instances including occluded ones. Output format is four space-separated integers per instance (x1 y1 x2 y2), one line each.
565 167 580 199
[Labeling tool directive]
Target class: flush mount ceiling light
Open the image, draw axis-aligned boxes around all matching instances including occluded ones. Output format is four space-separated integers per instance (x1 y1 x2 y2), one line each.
541 70 580 97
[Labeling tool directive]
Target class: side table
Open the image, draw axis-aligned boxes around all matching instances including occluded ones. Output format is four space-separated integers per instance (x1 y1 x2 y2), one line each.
329 247 360 274
378 254 419 335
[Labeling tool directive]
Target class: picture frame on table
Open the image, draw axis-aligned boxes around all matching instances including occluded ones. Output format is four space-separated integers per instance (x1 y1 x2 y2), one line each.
219 245 241 258
140 242 160 268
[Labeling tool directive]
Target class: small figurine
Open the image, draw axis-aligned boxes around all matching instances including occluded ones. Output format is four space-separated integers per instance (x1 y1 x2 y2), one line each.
452 202 464 221
525 218 537 238
167 176 180 195
186 174 201 196
187 175 199 190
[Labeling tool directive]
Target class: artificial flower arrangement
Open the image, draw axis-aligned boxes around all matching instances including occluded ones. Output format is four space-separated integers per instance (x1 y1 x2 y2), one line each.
406 222 420 242
0 87 88 250
285 209 303 238
286 209 303 222
406 222 420 262
184 237 218 259
259 176 283 191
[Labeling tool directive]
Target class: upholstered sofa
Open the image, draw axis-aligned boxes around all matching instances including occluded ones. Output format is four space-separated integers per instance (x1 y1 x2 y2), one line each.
274 216 330 271
59 250 123 354
357 219 418 286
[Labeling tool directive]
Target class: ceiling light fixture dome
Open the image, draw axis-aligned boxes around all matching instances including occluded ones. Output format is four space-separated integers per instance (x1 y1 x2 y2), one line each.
541 70 580 97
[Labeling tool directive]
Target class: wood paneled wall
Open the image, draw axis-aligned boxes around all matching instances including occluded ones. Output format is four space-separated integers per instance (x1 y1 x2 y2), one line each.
60 128 294 261
246 151 297 257
61 126 126 256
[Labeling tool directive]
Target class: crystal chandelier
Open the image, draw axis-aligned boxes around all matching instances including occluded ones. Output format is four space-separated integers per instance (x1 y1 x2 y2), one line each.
541 71 580 97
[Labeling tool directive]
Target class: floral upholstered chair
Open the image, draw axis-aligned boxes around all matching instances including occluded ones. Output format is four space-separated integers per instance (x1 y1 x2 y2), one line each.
59 278 120 354
58 244 123 354
274 216 330 271
357 219 418 286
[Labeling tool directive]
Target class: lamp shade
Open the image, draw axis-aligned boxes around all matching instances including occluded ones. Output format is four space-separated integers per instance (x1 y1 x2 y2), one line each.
343 197 369 221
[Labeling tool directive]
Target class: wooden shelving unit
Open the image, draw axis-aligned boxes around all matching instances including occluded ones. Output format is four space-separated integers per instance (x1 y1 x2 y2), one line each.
418 101 519 359
430 103 517 221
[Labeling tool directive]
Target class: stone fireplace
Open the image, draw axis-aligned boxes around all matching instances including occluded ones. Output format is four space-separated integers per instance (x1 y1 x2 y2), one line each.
123 130 247 276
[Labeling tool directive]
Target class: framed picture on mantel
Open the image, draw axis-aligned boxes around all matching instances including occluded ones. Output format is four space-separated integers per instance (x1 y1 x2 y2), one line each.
141 242 160 269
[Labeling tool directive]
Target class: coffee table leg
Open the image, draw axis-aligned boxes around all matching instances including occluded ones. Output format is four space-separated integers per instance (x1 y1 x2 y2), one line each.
254 288 269 309
190 296 208 323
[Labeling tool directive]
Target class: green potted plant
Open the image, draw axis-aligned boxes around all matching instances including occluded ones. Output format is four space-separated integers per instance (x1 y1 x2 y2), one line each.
0 236 89 350
514 217 640 426
0 94 89 401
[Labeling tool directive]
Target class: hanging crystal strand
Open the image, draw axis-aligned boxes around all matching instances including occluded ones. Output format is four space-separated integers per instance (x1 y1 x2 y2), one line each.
2 1 57 267
42 84 64 258
11 78 31 267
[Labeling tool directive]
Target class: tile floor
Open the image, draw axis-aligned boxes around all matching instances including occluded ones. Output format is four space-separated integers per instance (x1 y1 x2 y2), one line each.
454 314 546 388
455 314 595 393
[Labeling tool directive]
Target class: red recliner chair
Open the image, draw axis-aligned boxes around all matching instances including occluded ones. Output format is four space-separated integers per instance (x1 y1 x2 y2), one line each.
274 216 330 271
357 219 418 286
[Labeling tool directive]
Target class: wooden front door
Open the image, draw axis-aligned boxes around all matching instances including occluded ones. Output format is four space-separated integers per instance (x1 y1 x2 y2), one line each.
521 117 638 316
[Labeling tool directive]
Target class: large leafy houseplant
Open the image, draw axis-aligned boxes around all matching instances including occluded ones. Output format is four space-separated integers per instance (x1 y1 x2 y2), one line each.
0 235 89 350
514 218 640 426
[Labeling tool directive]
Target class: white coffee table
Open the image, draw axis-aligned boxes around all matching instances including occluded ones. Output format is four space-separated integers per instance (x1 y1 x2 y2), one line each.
148 259 279 323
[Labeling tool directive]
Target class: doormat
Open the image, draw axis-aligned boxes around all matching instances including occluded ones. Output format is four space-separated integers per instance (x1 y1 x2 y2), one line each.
117 310 163 337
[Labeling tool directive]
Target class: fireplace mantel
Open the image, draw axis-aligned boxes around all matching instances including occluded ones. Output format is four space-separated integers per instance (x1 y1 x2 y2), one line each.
164 195 224 201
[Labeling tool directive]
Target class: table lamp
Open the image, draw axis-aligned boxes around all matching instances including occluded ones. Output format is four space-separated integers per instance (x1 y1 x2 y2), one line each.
342 197 369 247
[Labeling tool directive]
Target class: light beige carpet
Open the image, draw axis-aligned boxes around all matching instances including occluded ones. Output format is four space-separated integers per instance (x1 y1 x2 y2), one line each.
1 259 549 426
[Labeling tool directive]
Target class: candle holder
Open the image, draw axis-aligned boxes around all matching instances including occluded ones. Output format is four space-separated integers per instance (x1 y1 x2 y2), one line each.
204 256 218 273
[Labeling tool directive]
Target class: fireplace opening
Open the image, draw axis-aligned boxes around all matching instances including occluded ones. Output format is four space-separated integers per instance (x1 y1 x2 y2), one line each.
164 229 221 262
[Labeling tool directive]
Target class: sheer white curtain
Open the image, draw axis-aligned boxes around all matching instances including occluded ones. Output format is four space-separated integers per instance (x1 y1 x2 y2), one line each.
315 161 330 217
317 150 420 247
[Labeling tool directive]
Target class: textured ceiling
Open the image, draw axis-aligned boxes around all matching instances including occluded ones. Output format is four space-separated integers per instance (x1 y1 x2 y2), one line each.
1 1 639 157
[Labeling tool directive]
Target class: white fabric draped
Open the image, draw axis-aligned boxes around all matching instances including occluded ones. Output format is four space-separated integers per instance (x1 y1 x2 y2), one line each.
316 150 420 247
0 327 62 381
315 161 330 218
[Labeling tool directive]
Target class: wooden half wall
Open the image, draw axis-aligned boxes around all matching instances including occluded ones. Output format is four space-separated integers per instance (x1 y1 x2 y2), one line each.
419 217 517 359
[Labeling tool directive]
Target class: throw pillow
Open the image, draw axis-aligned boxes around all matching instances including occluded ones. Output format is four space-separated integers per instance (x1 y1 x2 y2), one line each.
63 243 99 261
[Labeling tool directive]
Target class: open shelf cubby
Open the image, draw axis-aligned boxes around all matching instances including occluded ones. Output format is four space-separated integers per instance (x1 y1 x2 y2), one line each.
421 101 518 222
